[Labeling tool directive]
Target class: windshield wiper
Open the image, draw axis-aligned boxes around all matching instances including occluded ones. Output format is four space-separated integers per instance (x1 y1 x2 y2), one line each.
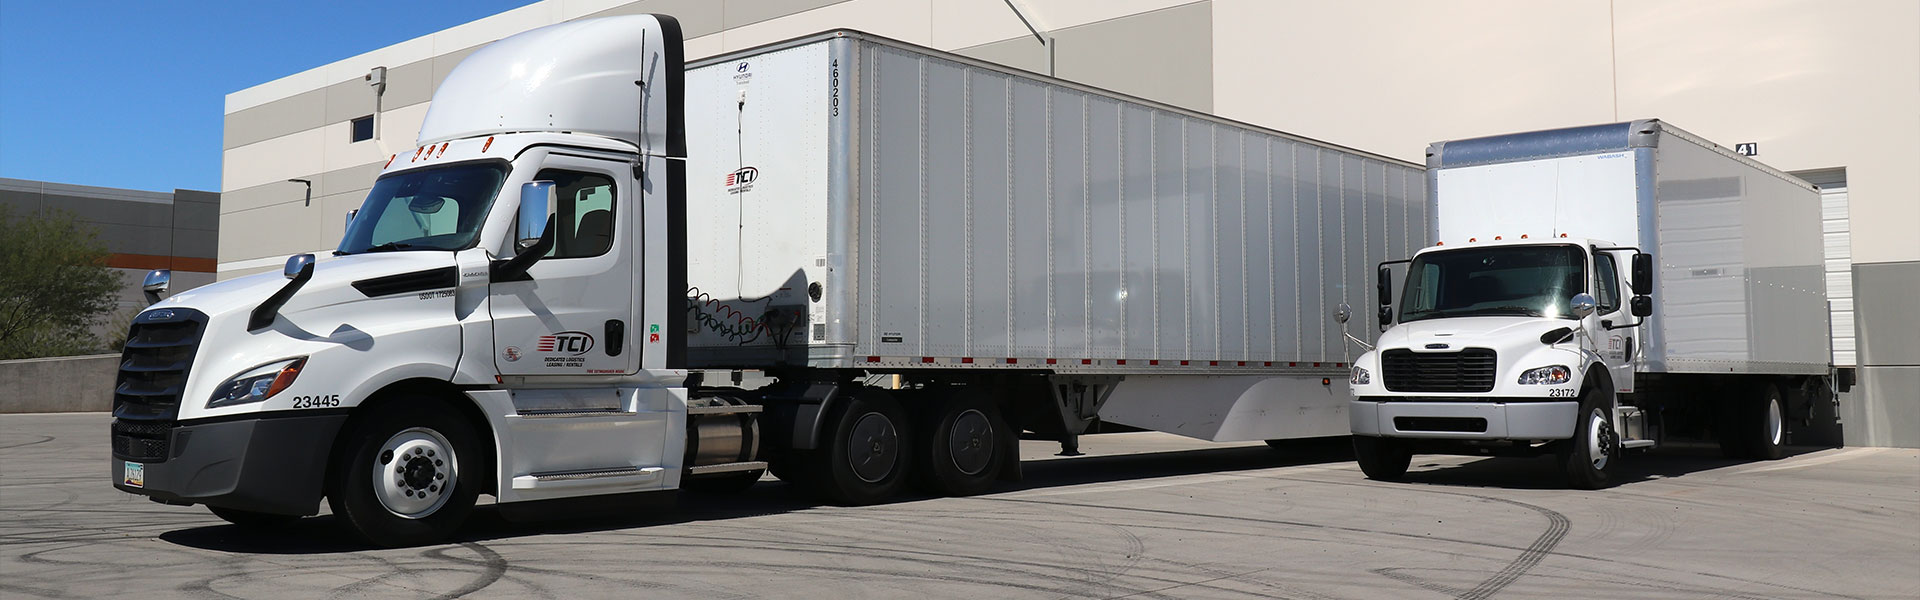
1452 305 1547 317
360 242 418 254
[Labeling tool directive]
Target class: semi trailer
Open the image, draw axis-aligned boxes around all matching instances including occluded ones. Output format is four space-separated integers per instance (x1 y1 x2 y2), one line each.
1344 120 1838 489
109 15 1425 546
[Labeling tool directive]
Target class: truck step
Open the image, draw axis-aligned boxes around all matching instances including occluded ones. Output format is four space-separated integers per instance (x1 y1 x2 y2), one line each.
687 404 762 416
511 466 663 490
1620 439 1657 449
687 461 767 476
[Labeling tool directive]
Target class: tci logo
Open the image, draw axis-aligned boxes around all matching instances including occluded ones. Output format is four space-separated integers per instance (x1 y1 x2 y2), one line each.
536 331 595 356
725 166 758 194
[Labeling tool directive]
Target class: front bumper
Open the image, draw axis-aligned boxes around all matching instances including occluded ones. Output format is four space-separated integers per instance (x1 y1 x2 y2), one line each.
111 412 347 516
1349 398 1577 440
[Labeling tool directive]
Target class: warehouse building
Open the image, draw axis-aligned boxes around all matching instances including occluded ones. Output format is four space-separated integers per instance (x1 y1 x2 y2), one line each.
0 178 219 338
218 0 1917 446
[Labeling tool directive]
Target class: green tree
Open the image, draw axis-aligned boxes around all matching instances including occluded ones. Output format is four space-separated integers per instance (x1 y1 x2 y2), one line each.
0 205 121 359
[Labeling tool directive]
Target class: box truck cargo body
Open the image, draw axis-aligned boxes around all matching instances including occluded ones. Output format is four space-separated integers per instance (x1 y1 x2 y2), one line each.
1345 120 1837 489
108 17 1425 545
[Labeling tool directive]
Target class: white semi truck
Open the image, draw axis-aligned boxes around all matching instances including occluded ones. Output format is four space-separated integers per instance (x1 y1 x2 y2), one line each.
1344 120 1837 488
112 15 1425 545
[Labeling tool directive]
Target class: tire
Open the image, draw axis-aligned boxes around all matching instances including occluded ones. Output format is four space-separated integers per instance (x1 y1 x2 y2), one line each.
1742 383 1788 460
327 399 482 547
1561 386 1619 490
801 388 912 505
913 392 1008 497
1352 435 1411 481
208 505 300 528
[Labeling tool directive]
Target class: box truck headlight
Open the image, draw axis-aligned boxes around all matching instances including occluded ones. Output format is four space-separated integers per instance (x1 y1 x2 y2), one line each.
1517 365 1571 385
1350 365 1371 385
208 358 307 408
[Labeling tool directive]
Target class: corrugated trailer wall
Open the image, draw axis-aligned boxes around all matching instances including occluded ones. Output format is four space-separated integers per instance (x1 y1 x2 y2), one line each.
848 37 1425 371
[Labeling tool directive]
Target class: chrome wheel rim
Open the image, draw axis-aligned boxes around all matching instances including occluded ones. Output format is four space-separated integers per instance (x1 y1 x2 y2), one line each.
373 427 457 519
1766 395 1784 447
946 409 994 476
1587 408 1615 471
847 412 899 483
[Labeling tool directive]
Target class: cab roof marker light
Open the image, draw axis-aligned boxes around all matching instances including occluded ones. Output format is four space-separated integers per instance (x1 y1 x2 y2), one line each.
384 154 396 169
482 136 494 152
1495 235 1503 240
1521 234 1529 239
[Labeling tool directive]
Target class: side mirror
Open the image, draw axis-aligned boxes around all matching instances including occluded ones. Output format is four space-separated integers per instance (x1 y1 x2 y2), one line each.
1377 305 1394 329
518 181 556 252
284 254 315 280
344 208 359 232
1631 295 1652 318
1334 303 1352 325
142 269 170 305
1570 293 1597 319
1631 253 1652 295
1376 265 1392 306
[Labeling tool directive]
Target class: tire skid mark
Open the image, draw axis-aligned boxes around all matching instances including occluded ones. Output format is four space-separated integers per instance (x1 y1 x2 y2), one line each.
1456 496 1569 599
0 435 56 450
0 579 66 599
424 542 508 599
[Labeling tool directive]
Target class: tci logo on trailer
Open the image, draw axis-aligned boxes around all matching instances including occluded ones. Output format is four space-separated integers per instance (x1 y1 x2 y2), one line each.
536 331 595 356
725 166 758 194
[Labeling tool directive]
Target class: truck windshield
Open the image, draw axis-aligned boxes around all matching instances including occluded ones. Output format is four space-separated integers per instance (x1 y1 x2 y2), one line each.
1399 245 1586 322
336 162 508 255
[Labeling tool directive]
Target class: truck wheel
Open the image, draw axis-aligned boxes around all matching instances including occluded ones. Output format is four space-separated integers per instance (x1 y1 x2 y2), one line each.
1352 435 1411 481
804 388 911 505
327 400 481 547
208 506 299 528
1742 383 1788 460
1561 387 1619 490
913 393 1007 496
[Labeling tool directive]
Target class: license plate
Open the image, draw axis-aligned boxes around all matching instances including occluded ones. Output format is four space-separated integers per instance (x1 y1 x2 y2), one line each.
123 461 144 488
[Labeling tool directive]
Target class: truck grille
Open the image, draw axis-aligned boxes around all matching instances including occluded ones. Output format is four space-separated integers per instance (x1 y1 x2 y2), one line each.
1381 348 1497 393
111 308 206 463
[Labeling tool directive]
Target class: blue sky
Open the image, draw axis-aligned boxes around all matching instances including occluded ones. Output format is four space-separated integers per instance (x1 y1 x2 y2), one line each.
0 1 540 193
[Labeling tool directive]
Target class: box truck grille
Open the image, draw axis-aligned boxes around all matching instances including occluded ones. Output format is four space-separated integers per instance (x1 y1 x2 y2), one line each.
112 309 206 423
111 419 173 462
1382 348 1497 393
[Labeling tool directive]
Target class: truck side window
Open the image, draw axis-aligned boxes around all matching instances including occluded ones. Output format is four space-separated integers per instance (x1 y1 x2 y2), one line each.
532 169 616 259
1594 253 1620 314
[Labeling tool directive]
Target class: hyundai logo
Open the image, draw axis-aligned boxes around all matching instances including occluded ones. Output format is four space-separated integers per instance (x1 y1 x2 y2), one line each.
736 62 750 73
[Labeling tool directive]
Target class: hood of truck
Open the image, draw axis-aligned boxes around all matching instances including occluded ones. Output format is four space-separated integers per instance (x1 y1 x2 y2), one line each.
138 251 472 422
1378 316 1581 352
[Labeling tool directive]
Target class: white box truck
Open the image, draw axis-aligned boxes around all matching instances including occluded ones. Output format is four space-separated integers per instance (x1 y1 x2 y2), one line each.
1344 120 1837 488
111 15 1424 545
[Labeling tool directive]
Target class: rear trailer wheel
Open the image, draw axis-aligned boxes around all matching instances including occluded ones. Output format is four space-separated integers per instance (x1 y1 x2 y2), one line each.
1352 436 1411 481
208 506 300 528
803 388 912 504
914 393 1008 496
1561 387 1619 490
327 401 481 547
1743 383 1788 460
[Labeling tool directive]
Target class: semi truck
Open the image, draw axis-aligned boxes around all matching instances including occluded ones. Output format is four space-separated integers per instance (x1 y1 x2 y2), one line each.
111 15 1426 545
1343 120 1837 489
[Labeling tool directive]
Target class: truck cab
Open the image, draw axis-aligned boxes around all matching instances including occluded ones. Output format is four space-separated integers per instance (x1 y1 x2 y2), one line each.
1346 236 1652 488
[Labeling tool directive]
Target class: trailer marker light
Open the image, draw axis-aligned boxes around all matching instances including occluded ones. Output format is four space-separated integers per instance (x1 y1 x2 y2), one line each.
1150 360 1159 366
1322 378 1331 386
1209 361 1219 366
1081 359 1092 365
921 357 934 363
865 356 879 362
1006 358 1018 364
1289 362 1297 367
961 357 974 364
1115 359 1126 365
1264 362 1273 367
1436 241 1444 246
1560 233 1568 238
482 137 494 152
1313 362 1322 367
1180 361 1190 366
1046 359 1057 365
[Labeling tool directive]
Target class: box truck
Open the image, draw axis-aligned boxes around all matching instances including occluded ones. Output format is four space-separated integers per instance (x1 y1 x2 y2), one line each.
1344 120 1837 488
111 15 1425 545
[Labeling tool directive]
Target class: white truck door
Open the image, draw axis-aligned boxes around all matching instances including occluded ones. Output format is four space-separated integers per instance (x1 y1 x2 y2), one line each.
491 154 638 376
1593 251 1636 393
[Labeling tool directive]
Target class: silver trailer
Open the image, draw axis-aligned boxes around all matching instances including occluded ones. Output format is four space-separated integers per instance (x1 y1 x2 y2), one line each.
683 31 1425 442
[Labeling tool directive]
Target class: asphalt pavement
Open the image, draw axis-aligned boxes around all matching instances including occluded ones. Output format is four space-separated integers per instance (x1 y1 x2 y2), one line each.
3 412 1916 599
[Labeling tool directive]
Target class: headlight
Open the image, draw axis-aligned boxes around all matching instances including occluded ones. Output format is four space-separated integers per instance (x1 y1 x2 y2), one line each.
208 358 306 408
1517 365 1572 385
1350 365 1371 385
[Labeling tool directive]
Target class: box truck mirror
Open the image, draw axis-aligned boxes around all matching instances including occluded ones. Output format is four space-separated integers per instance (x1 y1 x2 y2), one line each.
1630 295 1652 318
142 269 171 305
1334 303 1351 324
1570 293 1597 319
1631 253 1652 295
1376 265 1392 306
1377 305 1394 329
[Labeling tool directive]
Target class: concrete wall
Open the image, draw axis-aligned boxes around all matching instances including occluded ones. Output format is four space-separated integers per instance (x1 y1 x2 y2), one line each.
0 355 117 413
